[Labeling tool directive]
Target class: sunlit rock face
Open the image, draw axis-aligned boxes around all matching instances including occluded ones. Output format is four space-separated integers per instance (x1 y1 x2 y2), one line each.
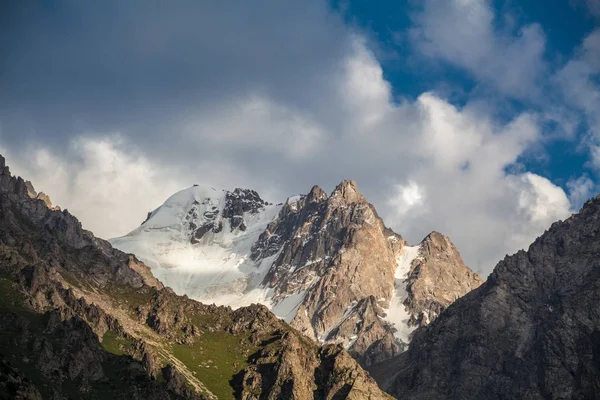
373 196 600 399
112 179 482 366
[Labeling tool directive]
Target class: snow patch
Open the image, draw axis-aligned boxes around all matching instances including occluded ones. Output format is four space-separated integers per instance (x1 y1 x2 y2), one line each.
345 335 358 350
110 185 283 305
271 290 307 323
286 195 303 211
382 244 422 344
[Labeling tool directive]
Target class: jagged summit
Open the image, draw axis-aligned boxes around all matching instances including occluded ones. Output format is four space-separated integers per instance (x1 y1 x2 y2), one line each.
421 230 446 242
404 231 483 327
0 155 59 211
306 184 328 203
371 188 600 399
331 179 364 203
112 178 482 367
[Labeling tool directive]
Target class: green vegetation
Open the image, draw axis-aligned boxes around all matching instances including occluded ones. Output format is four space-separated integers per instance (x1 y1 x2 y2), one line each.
107 284 156 316
59 270 94 291
190 313 222 326
101 330 136 356
0 277 28 312
172 331 258 399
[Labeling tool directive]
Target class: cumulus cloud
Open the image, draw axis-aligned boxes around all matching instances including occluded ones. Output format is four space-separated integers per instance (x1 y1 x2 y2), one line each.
512 173 572 224
388 181 426 218
410 0 547 100
2 136 184 238
555 29 600 156
380 92 571 273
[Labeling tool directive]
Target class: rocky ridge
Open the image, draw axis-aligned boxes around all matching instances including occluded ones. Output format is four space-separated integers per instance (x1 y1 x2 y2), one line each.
403 232 483 327
112 179 483 367
0 155 390 399
371 195 600 399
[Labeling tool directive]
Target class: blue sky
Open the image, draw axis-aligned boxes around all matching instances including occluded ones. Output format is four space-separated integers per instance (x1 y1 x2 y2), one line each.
1 0 599 273
336 0 598 191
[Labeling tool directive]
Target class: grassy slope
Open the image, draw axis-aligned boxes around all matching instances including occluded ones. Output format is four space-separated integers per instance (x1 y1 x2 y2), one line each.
0 277 157 399
172 331 257 399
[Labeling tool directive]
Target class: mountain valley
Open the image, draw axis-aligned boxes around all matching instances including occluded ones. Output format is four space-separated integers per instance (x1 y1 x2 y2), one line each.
2 153 600 399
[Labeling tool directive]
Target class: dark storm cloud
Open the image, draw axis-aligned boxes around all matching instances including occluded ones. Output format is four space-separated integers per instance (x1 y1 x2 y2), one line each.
0 0 350 153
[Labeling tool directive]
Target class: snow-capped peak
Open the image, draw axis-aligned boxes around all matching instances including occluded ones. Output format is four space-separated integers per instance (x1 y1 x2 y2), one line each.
136 184 223 232
110 185 283 303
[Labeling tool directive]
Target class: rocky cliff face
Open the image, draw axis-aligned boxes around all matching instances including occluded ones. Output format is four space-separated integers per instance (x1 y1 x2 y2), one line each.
0 155 390 399
403 232 483 327
372 196 600 399
252 181 401 360
112 179 482 367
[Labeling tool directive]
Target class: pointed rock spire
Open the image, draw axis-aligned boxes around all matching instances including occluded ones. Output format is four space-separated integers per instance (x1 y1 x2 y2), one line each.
331 179 364 203
403 231 483 327
307 185 328 203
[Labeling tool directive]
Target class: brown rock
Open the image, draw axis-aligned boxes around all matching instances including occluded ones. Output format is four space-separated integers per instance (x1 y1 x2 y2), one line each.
404 231 483 327
373 196 600 400
253 181 481 366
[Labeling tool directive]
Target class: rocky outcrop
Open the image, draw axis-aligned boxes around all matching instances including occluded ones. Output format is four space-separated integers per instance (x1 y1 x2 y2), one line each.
235 331 392 400
0 358 43 400
223 188 270 232
0 154 390 399
127 255 165 290
187 188 270 243
372 196 600 400
404 232 483 327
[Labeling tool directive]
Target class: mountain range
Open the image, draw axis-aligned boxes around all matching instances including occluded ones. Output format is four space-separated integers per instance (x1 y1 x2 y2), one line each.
1 153 599 399
110 181 482 366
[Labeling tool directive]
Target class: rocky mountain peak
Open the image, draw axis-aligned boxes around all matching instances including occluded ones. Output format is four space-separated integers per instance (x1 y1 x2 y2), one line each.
421 230 449 246
244 181 482 366
0 155 31 198
222 187 269 231
0 155 58 211
331 179 364 204
307 185 328 203
403 231 482 327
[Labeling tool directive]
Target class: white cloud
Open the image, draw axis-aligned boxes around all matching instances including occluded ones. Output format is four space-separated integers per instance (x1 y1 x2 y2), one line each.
410 0 547 99
2 136 184 238
388 181 425 218
511 173 572 224
341 36 394 127
555 29 600 167
567 174 596 207
182 95 326 160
